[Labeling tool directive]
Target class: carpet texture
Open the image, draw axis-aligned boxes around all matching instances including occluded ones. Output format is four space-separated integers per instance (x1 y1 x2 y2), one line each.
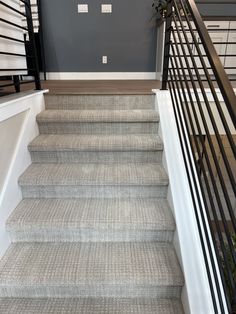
0 93 184 313
38 122 159 135
29 134 163 163
0 242 183 298
6 198 175 242
19 163 169 186
45 94 156 110
0 298 183 314
37 109 159 135
29 134 163 152
19 163 169 199
37 110 159 123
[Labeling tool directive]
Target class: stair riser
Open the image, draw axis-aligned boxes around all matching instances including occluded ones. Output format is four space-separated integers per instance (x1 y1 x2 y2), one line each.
45 95 156 110
30 151 163 163
7 229 174 243
20 185 168 199
0 298 184 314
0 285 181 299
38 122 159 135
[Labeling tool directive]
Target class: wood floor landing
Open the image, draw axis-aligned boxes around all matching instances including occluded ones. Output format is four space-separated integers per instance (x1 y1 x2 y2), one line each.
1 80 161 95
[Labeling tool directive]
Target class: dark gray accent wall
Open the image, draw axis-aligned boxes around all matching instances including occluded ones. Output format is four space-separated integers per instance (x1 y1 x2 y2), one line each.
41 0 236 72
196 1 236 17
40 0 157 72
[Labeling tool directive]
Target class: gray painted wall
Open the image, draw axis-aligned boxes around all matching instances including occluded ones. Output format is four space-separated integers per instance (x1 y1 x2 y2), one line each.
196 1 236 17
40 0 236 73
41 0 157 72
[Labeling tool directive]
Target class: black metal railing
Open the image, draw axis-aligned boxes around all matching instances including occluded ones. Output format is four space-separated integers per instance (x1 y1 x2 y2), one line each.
0 0 41 95
162 0 236 313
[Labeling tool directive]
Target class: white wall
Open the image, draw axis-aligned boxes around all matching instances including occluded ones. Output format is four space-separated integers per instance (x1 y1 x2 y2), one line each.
0 110 28 192
0 0 27 75
0 90 47 258
45 73 158 80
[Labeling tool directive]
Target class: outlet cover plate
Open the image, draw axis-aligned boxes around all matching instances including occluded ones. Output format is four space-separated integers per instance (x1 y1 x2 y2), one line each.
102 56 108 64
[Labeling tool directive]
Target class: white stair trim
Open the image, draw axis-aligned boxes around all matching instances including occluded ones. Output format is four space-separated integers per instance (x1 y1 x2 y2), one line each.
0 91 47 258
155 90 228 314
44 72 159 80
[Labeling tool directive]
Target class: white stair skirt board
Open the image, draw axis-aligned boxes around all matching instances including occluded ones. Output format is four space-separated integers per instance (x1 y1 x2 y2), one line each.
0 90 47 258
155 90 228 314
44 72 159 80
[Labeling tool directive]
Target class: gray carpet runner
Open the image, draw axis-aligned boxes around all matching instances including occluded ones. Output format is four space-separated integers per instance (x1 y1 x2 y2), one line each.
0 94 184 313
29 134 163 163
0 298 183 314
6 199 175 242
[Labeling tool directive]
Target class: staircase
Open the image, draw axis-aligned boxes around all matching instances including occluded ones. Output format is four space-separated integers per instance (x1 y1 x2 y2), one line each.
0 94 184 313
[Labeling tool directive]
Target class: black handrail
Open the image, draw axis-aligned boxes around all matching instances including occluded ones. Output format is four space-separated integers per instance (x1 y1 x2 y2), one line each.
162 0 236 313
19 0 30 9
0 0 41 94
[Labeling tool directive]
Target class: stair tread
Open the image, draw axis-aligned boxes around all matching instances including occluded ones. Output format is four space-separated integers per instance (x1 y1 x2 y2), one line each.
0 242 184 287
0 297 184 314
37 110 159 123
19 163 169 186
29 134 163 152
7 198 175 231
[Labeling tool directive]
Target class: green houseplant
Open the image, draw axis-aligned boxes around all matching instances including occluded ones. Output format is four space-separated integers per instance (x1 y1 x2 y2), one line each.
152 0 168 25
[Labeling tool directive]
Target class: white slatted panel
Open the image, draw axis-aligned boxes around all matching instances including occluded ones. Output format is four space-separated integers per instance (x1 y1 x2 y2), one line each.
0 0 27 75
20 0 39 34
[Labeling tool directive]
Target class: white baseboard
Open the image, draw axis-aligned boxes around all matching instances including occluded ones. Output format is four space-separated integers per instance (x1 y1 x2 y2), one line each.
44 72 160 80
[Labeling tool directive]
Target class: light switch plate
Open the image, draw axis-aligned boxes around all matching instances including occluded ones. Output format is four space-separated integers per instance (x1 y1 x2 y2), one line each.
101 4 112 13
78 4 88 13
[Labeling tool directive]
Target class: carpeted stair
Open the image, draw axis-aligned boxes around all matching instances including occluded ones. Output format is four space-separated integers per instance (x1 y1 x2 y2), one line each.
28 134 164 163
0 94 184 313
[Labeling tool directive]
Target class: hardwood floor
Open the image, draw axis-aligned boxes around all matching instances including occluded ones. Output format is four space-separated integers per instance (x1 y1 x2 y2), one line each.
1 80 161 95
42 80 161 94
1 78 235 96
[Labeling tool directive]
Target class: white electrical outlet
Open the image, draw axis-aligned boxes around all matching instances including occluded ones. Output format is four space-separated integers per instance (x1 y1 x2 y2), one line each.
102 56 108 64
101 4 112 13
78 4 88 13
